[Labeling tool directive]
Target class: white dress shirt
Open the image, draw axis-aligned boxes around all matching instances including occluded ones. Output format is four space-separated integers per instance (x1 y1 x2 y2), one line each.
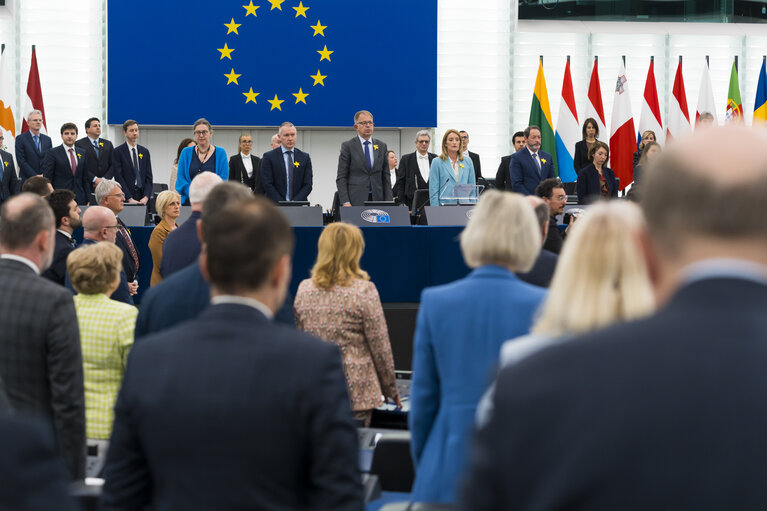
416 152 430 183
211 295 274 319
240 152 253 178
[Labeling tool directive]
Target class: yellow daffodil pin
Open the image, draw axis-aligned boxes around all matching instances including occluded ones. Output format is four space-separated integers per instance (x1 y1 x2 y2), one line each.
373 144 379 150
294 161 300 167
139 153 144 159
541 158 547 164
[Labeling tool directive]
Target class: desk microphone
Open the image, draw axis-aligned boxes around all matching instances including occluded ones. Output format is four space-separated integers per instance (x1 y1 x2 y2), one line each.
437 178 451 205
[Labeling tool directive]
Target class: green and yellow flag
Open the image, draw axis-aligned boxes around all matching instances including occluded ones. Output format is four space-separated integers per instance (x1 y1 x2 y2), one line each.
725 59 743 123
529 59 558 175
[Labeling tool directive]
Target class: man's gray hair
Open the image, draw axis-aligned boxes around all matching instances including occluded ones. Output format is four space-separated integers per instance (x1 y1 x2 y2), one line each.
95 179 121 205
28 109 42 119
189 172 224 205
415 130 431 142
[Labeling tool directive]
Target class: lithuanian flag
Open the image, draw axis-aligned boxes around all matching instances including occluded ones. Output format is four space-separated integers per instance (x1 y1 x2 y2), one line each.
725 59 743 123
529 59 558 175
753 57 767 126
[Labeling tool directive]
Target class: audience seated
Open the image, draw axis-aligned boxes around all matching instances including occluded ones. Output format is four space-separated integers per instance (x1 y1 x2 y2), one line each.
148 190 181 286
515 196 558 287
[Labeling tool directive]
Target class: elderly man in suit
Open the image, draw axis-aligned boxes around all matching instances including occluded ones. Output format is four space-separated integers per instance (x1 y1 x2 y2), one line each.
41 122 90 204
510 125 555 195
0 193 85 480
0 129 18 202
260 122 313 203
112 120 153 204
75 117 114 190
15 109 52 184
397 130 437 209
337 110 391 206
463 125 767 510
102 194 362 510
95 179 140 298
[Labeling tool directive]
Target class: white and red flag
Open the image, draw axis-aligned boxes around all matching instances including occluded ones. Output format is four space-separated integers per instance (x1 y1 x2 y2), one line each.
609 60 636 191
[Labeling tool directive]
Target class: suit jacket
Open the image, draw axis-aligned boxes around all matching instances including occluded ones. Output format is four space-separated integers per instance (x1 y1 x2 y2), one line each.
0 148 19 201
160 210 201 279
41 231 76 286
0 258 85 480
576 163 618 205
409 266 546 503
261 147 313 203
399 151 437 208
463 276 767 510
112 142 153 201
573 139 593 173
468 151 482 179
510 148 555 196
102 303 364 511
41 145 90 204
495 155 513 191
336 136 392 205
115 218 139 283
428 156 476 206
516 248 558 288
67 239 133 305
75 136 114 185
15 130 52 181
229 153 263 194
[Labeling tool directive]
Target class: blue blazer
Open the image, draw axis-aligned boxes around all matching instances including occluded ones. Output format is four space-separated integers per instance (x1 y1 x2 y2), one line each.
175 146 228 205
428 156 476 206
0 149 19 201
41 145 90 204
408 265 546 503
510 148 555 195
112 143 153 201
260 146 313 203
15 130 52 181
576 163 618 205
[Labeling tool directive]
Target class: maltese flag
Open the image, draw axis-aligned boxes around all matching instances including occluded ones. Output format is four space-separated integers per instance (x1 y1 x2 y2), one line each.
666 57 691 142
637 58 663 146
609 60 636 191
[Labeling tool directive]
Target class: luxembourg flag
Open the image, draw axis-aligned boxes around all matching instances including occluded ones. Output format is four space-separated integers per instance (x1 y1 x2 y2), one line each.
666 57 691 142
586 57 607 139
555 59 579 183
696 60 718 126
609 60 636 191
637 58 663 146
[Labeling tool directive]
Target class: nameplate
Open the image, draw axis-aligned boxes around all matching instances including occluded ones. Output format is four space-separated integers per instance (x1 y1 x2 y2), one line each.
278 205 323 227
423 205 475 226
339 206 411 227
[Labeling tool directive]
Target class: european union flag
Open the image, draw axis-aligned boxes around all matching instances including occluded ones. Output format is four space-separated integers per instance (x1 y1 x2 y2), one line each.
108 0 437 127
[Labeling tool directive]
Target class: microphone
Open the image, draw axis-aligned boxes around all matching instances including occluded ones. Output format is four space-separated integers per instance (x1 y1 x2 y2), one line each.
438 178 452 206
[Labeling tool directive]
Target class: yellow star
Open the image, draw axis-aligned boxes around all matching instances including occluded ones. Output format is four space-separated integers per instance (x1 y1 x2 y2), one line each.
310 20 326 36
292 88 309 104
217 43 234 60
242 1 260 16
268 94 285 111
292 1 309 17
224 18 241 34
224 68 241 85
243 87 260 104
310 69 327 86
268 0 285 10
317 45 333 62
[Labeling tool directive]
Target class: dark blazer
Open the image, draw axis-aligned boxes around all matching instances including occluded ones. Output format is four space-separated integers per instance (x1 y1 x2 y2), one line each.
573 139 593 173
112 142 153 201
0 258 85 480
464 276 767 510
0 412 80 510
66 239 133 305
516 248 558 288
510 148 555 196
115 218 139 283
15 130 52 181
576 163 618 205
495 155 513 191
543 216 564 254
160 210 201 279
336 136 392 205
41 145 90 204
261 147 313 202
41 231 76 286
102 303 364 511
468 151 482 179
75 136 114 184
398 151 437 208
0 149 19 201
229 153 263 194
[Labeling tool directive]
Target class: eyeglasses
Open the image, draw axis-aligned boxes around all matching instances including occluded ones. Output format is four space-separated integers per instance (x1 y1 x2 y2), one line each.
194 130 210 136
460 135 469 140
104 225 120 230
417 139 430 143
356 121 373 126
553 195 567 202
241 140 252 144
107 193 125 198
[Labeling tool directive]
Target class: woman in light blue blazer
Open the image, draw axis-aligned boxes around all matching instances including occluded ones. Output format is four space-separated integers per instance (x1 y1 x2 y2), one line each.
428 129 476 206
408 190 547 504
175 118 229 204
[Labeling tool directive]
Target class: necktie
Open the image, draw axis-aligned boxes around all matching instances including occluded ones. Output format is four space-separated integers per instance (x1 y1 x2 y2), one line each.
363 141 372 170
532 152 541 176
68 148 77 175
69 237 77 249
132 147 140 186
286 150 294 201
118 220 140 271
92 139 99 157
33 135 40 154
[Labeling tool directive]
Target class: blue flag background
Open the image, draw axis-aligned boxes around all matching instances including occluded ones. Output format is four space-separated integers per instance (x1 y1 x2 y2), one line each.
107 0 437 127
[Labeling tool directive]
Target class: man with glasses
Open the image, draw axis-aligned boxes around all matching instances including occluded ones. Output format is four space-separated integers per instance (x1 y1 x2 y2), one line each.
397 130 436 209
112 120 153 205
95 179 140 298
15 109 52 185
336 110 391 206
0 128 18 203
535 178 572 255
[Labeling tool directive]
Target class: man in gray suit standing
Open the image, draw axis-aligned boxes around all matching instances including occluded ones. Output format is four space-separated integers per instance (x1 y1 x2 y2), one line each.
0 193 85 481
337 110 392 206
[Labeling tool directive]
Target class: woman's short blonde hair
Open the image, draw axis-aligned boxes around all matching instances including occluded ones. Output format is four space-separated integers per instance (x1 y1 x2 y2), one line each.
310 222 370 289
155 190 181 220
533 201 655 336
66 242 124 295
459 190 541 272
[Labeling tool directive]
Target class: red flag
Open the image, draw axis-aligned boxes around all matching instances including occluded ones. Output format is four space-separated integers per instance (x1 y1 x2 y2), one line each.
586 58 607 138
609 61 636 191
21 47 47 134
666 58 691 142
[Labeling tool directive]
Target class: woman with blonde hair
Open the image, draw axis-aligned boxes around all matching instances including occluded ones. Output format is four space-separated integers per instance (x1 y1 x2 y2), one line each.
633 130 657 168
428 129 475 206
148 189 181 286
294 222 401 426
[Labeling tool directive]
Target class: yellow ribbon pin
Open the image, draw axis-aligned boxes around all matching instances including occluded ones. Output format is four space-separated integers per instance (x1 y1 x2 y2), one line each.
373 144 379 150
294 161 300 167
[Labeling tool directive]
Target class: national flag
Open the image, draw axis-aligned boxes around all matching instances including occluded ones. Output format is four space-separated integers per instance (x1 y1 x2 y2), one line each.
529 59 558 176
637 58 663 147
0 46 16 153
21 47 47 134
609 60 635 191
586 57 607 140
725 59 743 123
555 59 579 182
696 61 718 126
753 57 767 126
666 57 691 142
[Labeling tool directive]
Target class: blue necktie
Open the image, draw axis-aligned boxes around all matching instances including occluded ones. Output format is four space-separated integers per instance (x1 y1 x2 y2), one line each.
363 141 372 170
92 139 99 157
285 150 294 201
33 134 40 154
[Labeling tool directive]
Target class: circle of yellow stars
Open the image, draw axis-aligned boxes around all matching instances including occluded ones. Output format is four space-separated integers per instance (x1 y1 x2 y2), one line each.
217 0 332 111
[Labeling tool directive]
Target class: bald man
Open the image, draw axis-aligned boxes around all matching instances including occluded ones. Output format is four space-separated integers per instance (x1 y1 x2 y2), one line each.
464 126 767 510
515 195 557 288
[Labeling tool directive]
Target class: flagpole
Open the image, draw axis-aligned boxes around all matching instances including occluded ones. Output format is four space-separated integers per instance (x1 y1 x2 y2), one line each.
706 55 709 68
622 55 626 66
735 55 738 73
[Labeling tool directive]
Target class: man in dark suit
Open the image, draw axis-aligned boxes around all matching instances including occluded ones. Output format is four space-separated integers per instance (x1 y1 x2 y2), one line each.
102 194 363 510
510 125 555 195
229 132 263 194
261 122 313 203
0 194 85 480
337 110 392 206
95 179 140 297
495 131 526 191
41 190 81 286
15 109 52 184
535 178 571 255
397 129 437 209
0 130 19 202
112 119 152 204
41 122 90 204
463 126 767 510
75 117 114 190
459 130 482 180
516 196 557 288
